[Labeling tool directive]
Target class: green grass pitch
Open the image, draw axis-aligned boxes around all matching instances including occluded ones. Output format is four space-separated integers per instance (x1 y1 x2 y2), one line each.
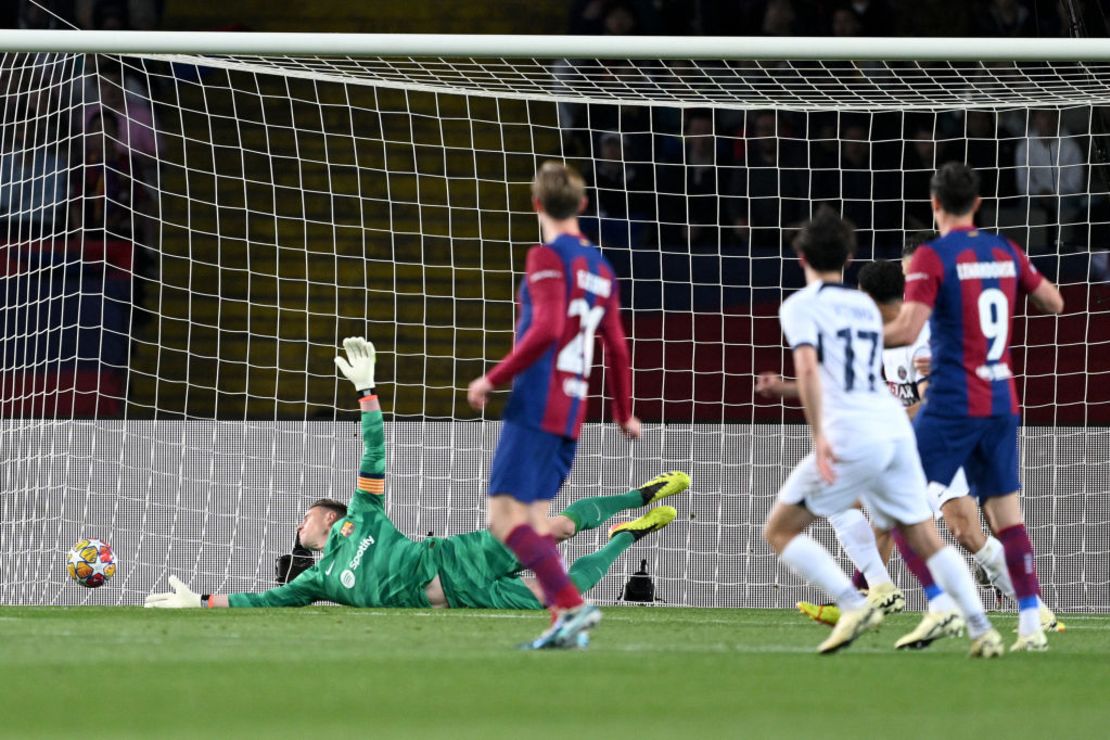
2 606 1107 739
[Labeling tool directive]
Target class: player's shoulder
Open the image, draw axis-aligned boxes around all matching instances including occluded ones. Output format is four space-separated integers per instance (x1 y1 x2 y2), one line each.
526 242 561 261
780 283 817 310
330 516 362 539
779 283 827 321
816 280 873 306
525 243 567 277
913 236 946 261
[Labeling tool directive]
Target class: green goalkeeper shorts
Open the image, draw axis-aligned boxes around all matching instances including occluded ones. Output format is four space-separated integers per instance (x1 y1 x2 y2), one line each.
429 530 543 610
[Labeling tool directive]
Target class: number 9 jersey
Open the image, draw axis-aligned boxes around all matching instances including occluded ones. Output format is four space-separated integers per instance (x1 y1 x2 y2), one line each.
486 233 632 440
904 227 1044 418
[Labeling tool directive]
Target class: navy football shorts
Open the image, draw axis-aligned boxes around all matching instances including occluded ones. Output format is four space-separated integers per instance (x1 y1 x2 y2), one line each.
913 409 1021 500
488 420 577 503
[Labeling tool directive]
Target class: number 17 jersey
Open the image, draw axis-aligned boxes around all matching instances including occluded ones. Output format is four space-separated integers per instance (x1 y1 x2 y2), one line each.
489 233 632 440
904 227 1043 418
779 281 912 447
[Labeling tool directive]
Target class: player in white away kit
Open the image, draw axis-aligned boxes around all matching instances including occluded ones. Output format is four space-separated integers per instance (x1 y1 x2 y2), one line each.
762 210 1003 656
786 250 1060 649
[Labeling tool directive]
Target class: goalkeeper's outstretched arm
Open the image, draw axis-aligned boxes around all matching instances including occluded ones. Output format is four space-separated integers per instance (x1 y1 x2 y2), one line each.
336 337 387 511
145 337 383 609
144 573 322 609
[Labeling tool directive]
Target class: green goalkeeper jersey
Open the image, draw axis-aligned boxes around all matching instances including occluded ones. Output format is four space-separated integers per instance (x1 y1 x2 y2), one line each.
228 404 438 608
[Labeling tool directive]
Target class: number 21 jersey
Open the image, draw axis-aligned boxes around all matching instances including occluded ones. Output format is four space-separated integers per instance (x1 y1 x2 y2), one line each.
904 227 1044 418
488 233 632 440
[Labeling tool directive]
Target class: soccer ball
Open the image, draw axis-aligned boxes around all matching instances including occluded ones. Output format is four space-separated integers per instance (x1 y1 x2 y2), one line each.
66 538 117 588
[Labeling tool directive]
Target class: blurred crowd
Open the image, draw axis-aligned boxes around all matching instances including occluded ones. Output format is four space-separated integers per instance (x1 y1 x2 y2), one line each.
568 0 1076 39
0 1 164 325
563 1 1109 286
0 53 160 261
3 0 163 31
570 105 1105 262
1 0 1105 287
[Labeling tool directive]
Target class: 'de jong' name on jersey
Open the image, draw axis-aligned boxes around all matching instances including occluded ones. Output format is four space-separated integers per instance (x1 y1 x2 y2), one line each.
487 233 632 440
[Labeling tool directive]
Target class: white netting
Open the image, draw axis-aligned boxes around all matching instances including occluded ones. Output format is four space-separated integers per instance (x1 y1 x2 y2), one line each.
0 45 1106 609
159 55 1110 111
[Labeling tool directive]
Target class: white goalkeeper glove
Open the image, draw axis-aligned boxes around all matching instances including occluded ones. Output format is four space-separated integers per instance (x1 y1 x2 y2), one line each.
334 336 377 392
144 574 202 609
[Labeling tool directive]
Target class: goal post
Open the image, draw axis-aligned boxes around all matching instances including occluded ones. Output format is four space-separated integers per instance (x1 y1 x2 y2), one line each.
0 32 1106 609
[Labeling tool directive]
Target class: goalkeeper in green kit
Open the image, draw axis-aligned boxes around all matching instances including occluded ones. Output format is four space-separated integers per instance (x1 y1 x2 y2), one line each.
144 337 688 614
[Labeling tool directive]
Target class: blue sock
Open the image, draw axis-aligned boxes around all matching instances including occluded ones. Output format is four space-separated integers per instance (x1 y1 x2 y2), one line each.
923 583 943 602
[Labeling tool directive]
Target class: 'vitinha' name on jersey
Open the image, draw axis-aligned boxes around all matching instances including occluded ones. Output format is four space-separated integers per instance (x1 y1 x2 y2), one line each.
831 302 874 321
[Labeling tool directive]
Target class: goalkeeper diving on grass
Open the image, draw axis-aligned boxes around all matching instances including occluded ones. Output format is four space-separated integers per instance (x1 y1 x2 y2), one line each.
144 337 688 614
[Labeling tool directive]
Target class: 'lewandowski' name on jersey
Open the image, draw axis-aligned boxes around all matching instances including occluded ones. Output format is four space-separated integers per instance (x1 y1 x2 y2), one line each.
904 227 1043 417
956 261 1017 281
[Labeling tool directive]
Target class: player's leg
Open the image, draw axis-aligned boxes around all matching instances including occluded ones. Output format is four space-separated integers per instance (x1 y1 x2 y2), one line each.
935 470 1033 611
764 502 865 612
865 474 964 648
869 436 1001 656
890 522 957 614
983 492 1049 649
521 433 607 649
938 473 987 553
487 422 583 616
798 502 870 627
827 507 903 614
896 518 1000 656
874 526 895 565
970 506 1062 632
767 454 881 654
554 471 690 541
887 516 969 649
566 506 677 594
937 488 1057 625
843 499 898 591
971 414 1049 651
802 504 900 628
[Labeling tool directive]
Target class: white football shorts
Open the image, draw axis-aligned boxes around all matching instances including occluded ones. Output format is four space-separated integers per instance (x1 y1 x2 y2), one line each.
927 467 972 519
778 434 933 530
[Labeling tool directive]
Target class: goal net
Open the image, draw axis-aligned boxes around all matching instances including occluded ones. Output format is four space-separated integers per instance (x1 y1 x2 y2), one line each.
1 36 1107 610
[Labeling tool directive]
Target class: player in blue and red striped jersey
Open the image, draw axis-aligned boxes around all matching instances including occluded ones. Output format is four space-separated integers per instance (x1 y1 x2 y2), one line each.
468 161 645 649
885 162 1065 652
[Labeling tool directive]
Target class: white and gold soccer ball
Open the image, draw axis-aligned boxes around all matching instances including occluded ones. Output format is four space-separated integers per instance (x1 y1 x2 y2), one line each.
66 538 117 588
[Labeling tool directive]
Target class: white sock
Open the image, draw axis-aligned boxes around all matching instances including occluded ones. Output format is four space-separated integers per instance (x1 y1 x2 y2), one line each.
828 509 893 588
927 546 992 638
928 592 958 613
1019 608 1042 636
973 536 1015 598
780 534 867 611
974 536 1050 616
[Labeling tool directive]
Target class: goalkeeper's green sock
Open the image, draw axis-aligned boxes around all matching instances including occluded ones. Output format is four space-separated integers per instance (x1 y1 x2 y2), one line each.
568 532 635 593
561 491 644 534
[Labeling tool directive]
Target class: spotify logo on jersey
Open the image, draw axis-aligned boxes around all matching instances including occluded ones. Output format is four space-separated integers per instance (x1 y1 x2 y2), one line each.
340 569 355 588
